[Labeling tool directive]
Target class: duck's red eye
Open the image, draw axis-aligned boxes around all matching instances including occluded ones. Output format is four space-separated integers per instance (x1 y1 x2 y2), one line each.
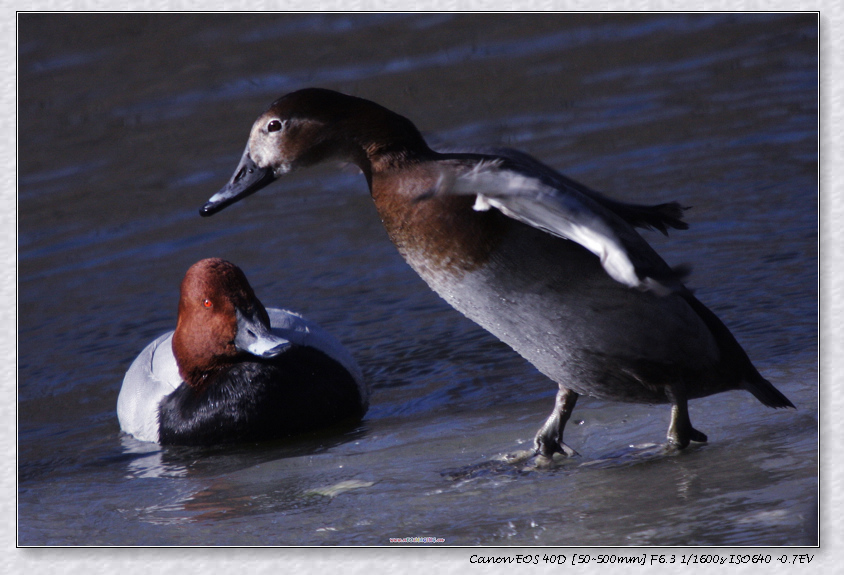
203 299 213 308
267 119 282 133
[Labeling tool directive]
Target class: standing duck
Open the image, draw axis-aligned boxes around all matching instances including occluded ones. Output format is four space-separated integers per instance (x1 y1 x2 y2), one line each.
200 88 792 456
118 257 367 445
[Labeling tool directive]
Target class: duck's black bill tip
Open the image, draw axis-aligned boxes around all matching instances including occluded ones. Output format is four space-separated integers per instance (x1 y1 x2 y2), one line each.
199 201 227 217
199 185 263 217
200 154 277 218
199 192 246 216
199 203 219 217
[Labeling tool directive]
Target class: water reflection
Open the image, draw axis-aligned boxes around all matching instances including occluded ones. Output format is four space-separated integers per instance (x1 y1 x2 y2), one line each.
120 435 186 479
120 425 376 527
119 422 369 480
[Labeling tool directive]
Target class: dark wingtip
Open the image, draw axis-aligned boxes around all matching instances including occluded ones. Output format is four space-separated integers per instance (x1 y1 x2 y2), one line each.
648 202 691 235
613 201 691 235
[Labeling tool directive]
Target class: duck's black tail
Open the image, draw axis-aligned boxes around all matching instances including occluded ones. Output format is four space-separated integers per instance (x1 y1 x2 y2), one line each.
740 368 795 409
684 294 795 409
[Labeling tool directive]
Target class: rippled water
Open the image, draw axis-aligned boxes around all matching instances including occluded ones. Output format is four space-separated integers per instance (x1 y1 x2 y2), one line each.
18 13 817 548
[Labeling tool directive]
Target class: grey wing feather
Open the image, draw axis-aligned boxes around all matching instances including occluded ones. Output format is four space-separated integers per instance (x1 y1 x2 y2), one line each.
433 156 686 294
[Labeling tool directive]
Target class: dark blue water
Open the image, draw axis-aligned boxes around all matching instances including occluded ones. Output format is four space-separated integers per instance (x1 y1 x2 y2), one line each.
17 12 817 554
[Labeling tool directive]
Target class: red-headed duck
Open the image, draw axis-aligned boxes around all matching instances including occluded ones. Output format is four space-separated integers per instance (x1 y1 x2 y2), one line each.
117 257 368 445
200 88 793 457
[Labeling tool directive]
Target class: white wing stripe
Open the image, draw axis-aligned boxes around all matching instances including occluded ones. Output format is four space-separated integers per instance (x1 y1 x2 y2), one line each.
452 167 644 289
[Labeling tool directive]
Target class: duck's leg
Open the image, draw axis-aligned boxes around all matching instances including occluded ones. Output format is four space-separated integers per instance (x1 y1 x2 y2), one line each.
665 385 707 449
534 386 579 457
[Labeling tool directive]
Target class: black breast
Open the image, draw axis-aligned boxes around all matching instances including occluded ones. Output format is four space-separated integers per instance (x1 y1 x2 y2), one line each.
158 346 364 446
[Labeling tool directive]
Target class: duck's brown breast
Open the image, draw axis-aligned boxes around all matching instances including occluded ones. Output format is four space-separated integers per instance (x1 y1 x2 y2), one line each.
370 164 506 280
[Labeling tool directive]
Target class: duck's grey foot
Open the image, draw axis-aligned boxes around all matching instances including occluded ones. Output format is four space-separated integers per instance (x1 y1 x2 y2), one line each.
666 396 707 449
689 428 707 443
534 433 580 458
534 387 580 458
667 428 708 450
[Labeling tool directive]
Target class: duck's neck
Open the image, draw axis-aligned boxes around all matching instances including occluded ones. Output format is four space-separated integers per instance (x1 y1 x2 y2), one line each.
332 100 435 186
172 329 238 393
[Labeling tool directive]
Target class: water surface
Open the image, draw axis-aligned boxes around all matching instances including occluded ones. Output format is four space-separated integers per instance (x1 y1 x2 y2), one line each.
17 13 817 547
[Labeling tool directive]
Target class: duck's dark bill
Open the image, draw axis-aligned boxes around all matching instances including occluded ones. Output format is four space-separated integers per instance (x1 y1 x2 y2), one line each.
233 308 291 358
200 151 276 217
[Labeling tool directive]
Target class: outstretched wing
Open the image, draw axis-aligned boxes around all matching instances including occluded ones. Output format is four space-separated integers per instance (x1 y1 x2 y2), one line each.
476 147 689 235
429 154 688 294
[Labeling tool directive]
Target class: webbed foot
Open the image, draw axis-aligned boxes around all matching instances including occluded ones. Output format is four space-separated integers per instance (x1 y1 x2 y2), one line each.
534 433 579 458
666 393 707 449
534 387 580 458
689 428 708 443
